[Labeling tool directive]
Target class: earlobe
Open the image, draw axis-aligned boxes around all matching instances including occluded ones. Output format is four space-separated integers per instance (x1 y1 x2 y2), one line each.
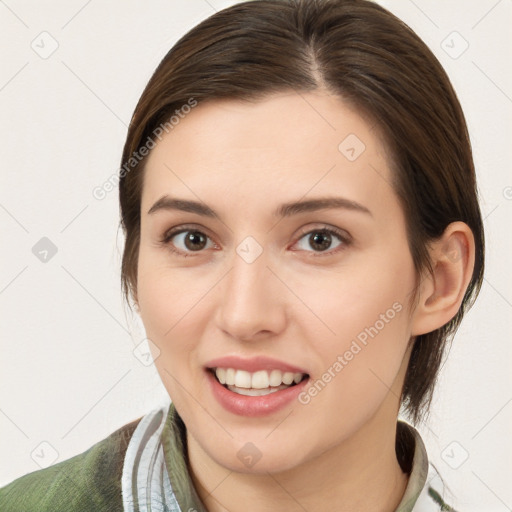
411 222 475 336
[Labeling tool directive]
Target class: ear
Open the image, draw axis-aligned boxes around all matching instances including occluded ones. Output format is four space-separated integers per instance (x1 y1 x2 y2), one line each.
411 221 476 336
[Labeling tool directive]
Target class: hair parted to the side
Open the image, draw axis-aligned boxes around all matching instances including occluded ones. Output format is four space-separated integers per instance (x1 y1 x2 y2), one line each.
118 0 484 425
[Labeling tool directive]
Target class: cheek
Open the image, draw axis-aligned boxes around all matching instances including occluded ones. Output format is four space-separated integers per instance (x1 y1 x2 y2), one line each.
137 247 210 336
291 246 415 344
136 257 192 374
294 251 415 422
137 265 208 403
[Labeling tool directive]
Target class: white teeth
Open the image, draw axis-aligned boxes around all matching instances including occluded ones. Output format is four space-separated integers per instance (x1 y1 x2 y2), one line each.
282 372 294 385
234 370 252 388
216 367 226 384
251 370 269 388
226 384 290 396
269 369 282 387
225 368 236 386
213 367 306 389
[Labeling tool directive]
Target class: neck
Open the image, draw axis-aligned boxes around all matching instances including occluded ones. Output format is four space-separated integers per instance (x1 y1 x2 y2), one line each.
187 399 410 512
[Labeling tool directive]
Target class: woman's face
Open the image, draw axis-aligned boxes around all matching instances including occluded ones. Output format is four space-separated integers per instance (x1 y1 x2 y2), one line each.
137 90 419 473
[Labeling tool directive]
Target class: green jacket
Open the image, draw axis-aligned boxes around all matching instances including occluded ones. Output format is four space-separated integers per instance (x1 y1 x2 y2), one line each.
0 403 457 511
0 417 140 511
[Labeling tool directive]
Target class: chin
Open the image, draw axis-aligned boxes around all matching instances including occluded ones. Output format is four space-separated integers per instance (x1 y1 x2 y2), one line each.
203 435 312 475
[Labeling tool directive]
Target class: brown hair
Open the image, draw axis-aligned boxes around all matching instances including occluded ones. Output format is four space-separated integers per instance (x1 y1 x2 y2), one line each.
118 0 484 425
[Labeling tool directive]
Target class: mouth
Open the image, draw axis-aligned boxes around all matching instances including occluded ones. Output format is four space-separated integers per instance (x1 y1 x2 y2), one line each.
207 367 310 397
204 355 312 416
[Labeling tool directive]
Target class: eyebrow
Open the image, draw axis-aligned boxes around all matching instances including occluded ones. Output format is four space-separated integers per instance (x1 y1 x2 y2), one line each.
147 195 372 218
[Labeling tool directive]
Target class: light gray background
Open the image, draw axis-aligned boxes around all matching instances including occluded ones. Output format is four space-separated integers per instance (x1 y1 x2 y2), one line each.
1 0 511 509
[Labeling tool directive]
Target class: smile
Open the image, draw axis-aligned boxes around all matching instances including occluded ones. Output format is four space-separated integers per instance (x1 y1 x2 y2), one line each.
206 366 310 416
211 367 307 396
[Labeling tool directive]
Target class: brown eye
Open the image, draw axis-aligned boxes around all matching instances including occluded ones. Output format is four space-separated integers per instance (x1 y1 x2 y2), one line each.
308 232 334 252
162 228 214 255
182 231 208 251
294 228 347 254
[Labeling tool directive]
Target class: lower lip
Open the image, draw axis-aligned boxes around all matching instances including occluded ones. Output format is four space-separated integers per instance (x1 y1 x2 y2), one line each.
206 369 310 417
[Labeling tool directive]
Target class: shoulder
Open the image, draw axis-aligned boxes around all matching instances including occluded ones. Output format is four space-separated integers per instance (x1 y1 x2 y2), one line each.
0 415 143 512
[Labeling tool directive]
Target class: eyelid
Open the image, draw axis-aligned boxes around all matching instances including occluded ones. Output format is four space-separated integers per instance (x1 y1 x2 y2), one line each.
294 224 352 244
160 223 215 244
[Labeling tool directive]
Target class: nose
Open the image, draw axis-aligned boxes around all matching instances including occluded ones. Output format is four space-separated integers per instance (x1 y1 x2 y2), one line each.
214 246 287 342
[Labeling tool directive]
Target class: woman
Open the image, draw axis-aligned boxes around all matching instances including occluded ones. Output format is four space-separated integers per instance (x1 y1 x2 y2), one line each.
0 0 484 510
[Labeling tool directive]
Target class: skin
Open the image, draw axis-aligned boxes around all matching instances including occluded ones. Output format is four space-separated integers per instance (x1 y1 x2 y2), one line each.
135 89 475 511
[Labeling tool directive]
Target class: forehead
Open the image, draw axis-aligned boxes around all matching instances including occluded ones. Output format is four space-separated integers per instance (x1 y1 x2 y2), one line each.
141 90 395 216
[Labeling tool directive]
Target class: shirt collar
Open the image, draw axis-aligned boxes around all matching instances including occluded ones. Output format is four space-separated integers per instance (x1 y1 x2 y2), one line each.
394 419 430 511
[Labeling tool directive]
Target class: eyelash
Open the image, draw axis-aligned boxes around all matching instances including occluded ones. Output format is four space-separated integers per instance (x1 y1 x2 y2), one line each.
158 224 352 258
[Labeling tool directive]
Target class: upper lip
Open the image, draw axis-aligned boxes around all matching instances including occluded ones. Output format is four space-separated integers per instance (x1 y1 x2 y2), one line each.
205 355 309 375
